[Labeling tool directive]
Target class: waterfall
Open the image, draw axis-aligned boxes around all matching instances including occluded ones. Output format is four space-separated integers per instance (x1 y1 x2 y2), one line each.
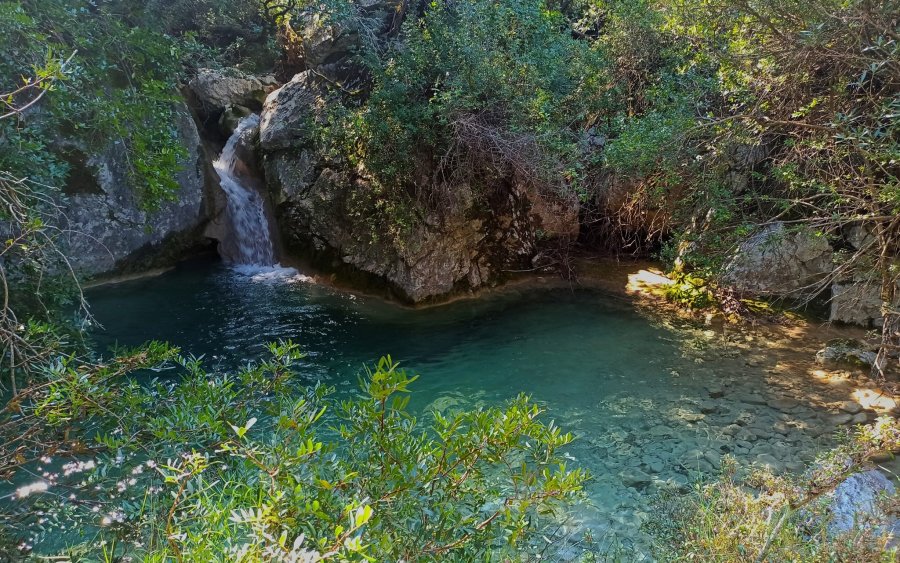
214 115 276 267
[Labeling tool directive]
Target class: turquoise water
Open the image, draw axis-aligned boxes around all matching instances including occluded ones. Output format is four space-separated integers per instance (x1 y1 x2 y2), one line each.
84 261 842 555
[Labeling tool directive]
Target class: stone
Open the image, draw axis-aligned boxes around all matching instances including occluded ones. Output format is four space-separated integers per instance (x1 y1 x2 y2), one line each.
816 339 877 369
61 102 211 277
722 424 743 437
755 454 784 474
827 470 900 538
648 425 673 437
259 71 327 151
767 397 800 411
784 461 806 473
852 412 870 425
830 281 885 328
723 222 833 298
707 385 725 399
218 104 254 136
620 468 653 489
675 409 706 423
188 68 275 113
259 74 576 303
839 401 863 414
734 411 755 426
703 451 722 469
642 457 665 474
830 413 855 426
739 394 768 406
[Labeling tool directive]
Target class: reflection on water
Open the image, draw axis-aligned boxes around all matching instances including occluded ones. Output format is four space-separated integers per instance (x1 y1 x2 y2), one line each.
85 261 847 553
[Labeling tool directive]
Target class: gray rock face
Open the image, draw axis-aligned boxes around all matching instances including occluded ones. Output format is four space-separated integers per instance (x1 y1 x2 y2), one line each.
259 72 577 303
259 71 325 152
830 281 894 328
61 103 211 277
723 222 833 297
188 68 276 113
828 469 899 538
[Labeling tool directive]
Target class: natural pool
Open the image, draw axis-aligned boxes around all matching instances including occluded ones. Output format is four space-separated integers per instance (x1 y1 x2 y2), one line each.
83 261 861 555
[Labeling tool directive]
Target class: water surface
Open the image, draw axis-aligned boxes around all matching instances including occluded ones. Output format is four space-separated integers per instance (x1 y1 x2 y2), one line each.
86 261 844 555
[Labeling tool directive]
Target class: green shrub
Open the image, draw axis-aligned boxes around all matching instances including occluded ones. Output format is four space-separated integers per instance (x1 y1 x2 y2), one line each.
648 418 900 561
6 343 587 560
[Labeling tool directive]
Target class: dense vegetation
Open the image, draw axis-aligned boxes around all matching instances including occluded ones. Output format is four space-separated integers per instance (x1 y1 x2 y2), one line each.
1 0 899 560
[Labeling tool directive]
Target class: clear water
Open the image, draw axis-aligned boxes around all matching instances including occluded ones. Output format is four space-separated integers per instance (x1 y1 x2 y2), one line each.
85 261 843 555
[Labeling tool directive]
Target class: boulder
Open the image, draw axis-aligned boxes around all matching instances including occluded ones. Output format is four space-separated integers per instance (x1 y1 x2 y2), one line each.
258 73 572 303
830 281 893 328
816 339 877 369
827 469 900 539
60 102 212 276
723 222 833 298
188 68 277 113
259 71 327 152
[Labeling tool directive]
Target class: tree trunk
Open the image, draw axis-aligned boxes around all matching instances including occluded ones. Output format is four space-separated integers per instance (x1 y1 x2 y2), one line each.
872 219 899 381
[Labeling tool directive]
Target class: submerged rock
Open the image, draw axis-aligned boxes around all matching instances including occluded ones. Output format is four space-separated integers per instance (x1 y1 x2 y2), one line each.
620 468 653 489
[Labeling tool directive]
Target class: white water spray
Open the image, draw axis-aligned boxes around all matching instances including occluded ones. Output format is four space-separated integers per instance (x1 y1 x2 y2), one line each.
214 115 276 267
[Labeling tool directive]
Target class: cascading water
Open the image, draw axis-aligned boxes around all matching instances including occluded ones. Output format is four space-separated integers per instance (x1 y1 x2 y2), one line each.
214 115 276 267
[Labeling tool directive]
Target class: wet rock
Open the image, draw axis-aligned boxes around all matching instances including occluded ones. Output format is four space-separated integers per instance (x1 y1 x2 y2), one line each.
673 408 706 423
703 451 722 469
707 386 725 399
739 394 768 406
620 468 653 489
642 456 665 474
648 425 673 437
772 421 791 435
768 397 800 411
784 461 806 473
827 470 900 538
722 424 743 437
733 411 755 426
